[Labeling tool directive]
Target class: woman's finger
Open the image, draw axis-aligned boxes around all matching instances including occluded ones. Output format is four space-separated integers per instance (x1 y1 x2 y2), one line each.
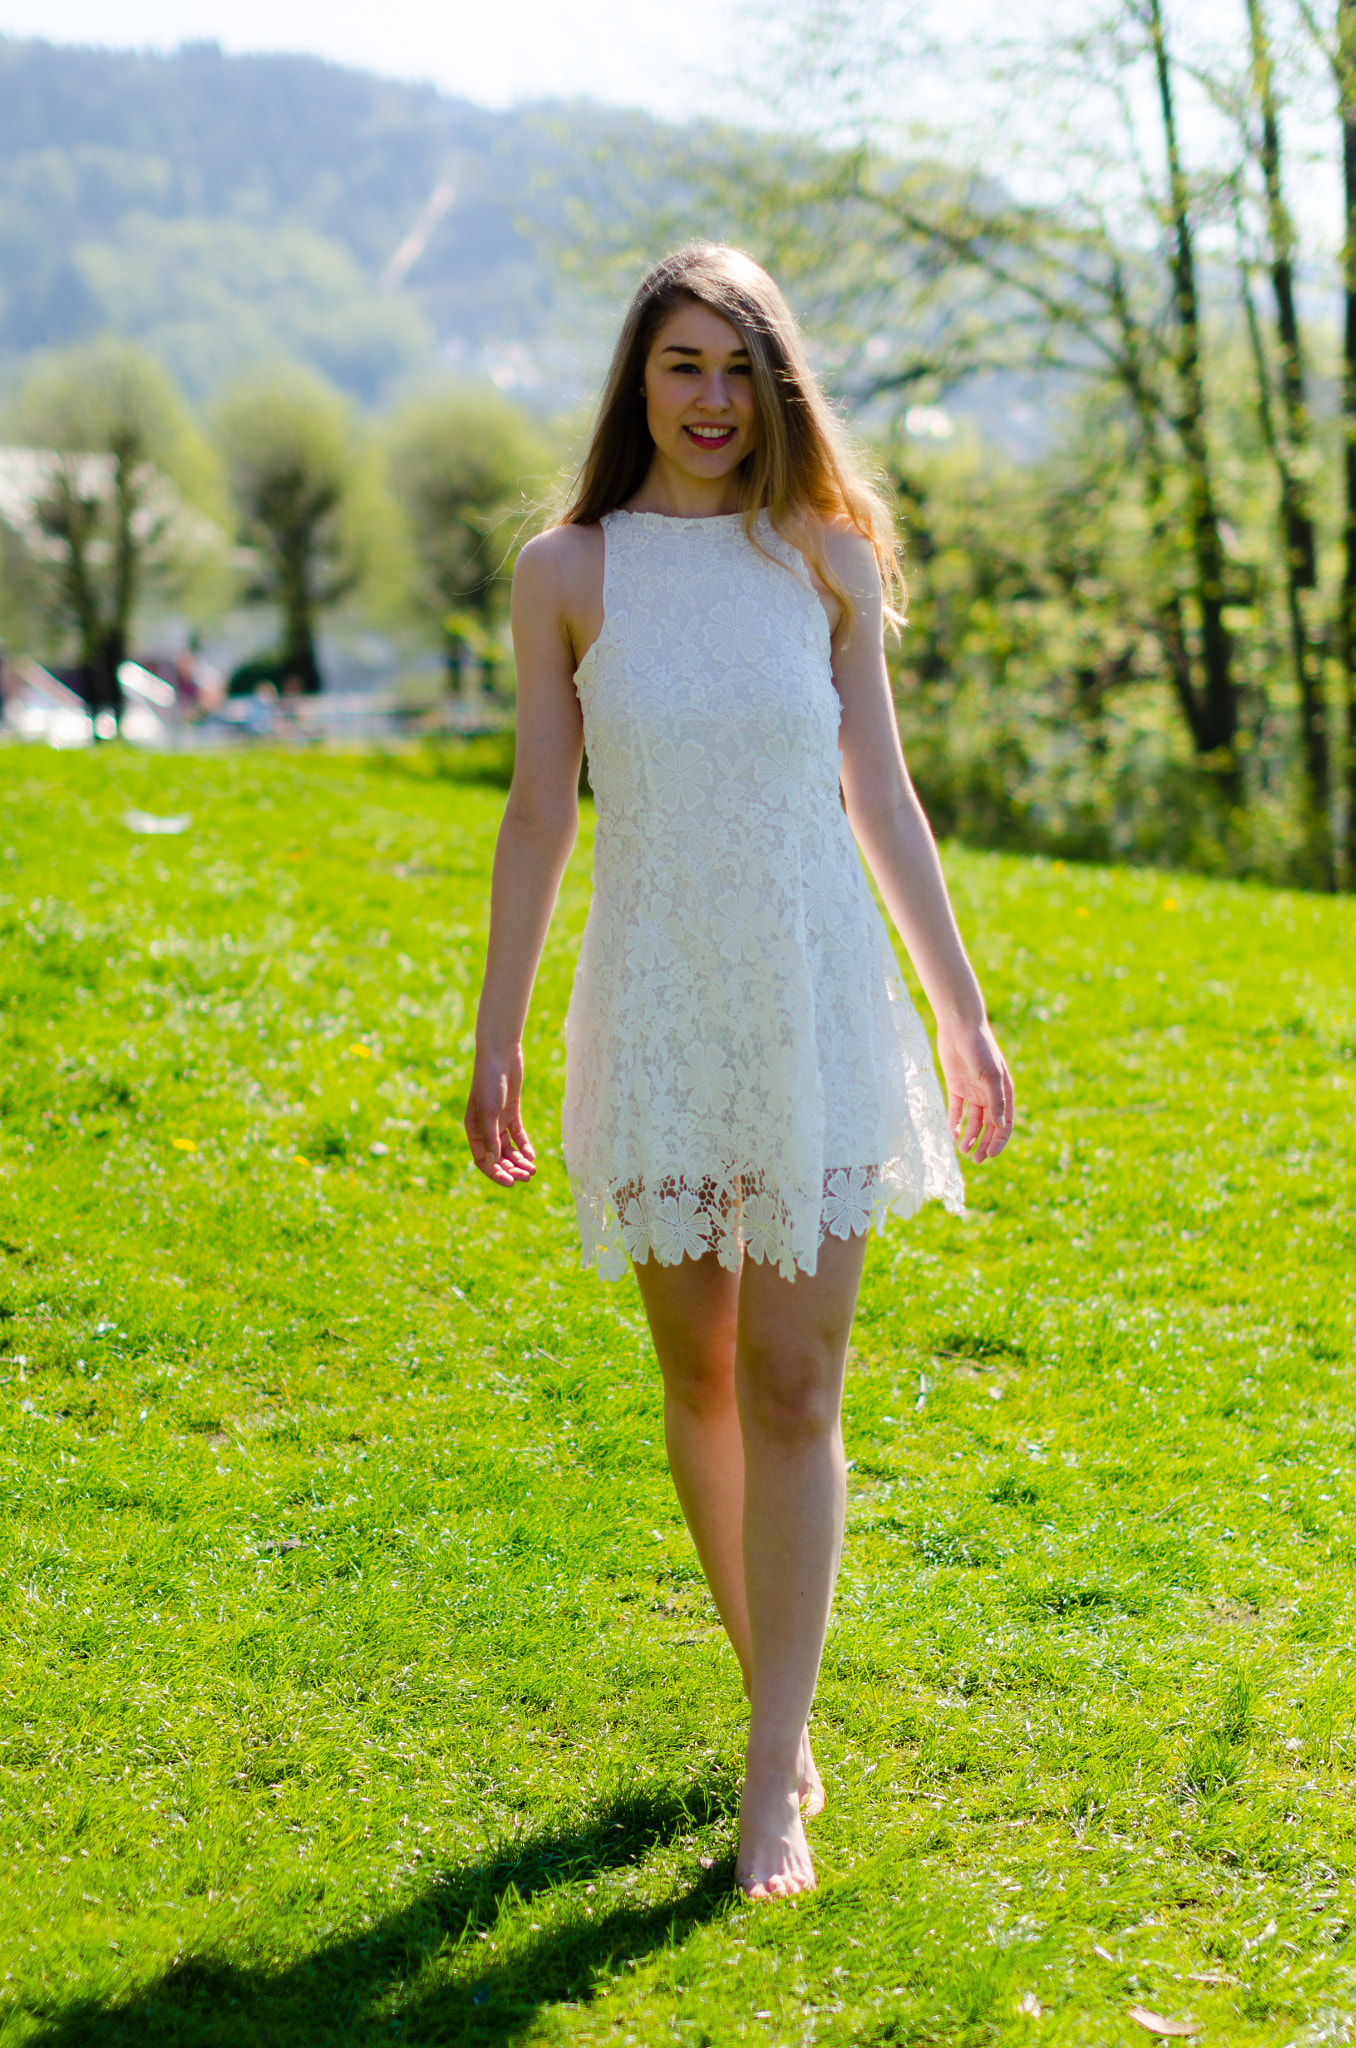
505 1108 537 1169
984 1061 1015 1160
953 1086 987 1162
975 1107 1004 1162
982 1081 1015 1160
467 1095 511 1185
972 1094 993 1156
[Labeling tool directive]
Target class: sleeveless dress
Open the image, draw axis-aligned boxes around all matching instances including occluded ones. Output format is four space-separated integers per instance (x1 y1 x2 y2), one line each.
562 508 965 1283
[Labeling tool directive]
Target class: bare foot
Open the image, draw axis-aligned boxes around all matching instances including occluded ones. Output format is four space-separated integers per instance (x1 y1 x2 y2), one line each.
798 1729 826 1821
737 1764 816 1900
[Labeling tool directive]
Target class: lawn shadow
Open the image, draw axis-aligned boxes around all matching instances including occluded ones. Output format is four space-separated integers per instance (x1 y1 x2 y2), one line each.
29 1778 738 2047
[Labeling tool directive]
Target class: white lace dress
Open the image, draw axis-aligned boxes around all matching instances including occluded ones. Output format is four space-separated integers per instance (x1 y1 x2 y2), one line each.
562 508 964 1282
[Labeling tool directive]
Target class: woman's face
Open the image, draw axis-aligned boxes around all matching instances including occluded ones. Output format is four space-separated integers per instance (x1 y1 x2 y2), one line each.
642 302 757 480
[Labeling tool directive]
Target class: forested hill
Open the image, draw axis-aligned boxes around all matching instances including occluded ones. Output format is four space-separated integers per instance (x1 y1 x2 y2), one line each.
0 38 643 405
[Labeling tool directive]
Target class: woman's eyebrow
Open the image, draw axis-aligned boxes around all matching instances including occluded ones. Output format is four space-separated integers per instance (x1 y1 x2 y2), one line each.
658 343 751 357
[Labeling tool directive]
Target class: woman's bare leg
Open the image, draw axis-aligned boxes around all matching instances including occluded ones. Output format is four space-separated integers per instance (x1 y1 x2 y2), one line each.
632 1251 750 1666
734 1230 866 1897
633 1250 827 1820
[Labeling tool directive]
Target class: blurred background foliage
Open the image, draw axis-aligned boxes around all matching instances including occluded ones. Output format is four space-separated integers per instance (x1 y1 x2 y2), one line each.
1 11 1355 887
386 389 557 691
0 336 234 718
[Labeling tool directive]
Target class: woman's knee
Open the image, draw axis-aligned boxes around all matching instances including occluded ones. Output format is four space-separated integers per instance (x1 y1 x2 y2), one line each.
658 1335 737 1418
737 1336 841 1446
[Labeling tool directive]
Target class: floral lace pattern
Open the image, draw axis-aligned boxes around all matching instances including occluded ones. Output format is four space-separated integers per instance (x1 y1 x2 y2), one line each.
562 509 964 1283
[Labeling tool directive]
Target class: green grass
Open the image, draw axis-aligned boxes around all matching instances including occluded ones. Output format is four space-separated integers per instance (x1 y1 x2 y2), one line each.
0 744 1352 2048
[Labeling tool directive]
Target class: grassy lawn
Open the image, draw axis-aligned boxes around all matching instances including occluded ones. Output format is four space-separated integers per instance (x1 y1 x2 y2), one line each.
0 744 1352 2048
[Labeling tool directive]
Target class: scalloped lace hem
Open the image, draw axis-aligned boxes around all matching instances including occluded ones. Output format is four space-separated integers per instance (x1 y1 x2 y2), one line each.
571 1163 965 1284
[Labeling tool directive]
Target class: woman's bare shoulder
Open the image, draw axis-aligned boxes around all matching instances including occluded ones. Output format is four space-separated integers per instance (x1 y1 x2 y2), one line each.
817 517 883 596
515 520 604 600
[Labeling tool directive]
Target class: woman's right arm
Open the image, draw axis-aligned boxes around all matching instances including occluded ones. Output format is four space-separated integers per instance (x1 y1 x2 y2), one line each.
464 531 589 1187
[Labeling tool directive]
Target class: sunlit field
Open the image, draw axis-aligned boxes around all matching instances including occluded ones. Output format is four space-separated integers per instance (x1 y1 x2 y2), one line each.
0 746 1352 2047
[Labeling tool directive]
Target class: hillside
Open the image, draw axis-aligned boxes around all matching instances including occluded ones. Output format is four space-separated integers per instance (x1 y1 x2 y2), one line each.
0 37 642 406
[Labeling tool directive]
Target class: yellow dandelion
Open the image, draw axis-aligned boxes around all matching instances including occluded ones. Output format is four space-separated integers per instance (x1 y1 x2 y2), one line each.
294 1154 310 1166
350 1044 373 1059
171 1137 198 1153
1162 897 1178 911
1052 859 1066 873
1075 906 1090 920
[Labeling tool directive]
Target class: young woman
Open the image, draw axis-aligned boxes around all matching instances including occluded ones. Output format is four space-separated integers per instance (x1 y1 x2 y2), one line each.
465 243 1014 1900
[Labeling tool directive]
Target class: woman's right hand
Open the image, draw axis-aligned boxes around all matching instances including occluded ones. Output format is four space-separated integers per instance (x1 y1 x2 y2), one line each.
464 1047 537 1186
935 1016 1014 1164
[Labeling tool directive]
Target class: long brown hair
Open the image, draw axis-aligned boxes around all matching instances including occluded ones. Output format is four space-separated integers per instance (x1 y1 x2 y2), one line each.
559 242 903 631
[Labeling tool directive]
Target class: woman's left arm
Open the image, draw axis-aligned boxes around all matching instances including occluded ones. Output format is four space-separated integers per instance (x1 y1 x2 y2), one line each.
826 526 1014 1163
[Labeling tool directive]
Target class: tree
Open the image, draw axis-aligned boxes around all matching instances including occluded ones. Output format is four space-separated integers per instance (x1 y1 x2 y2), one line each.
214 369 361 693
1 338 224 725
653 3 1252 784
553 0 1356 882
1343 0 1356 883
385 388 552 690
1143 0 1237 769
1284 0 1356 881
1206 0 1332 881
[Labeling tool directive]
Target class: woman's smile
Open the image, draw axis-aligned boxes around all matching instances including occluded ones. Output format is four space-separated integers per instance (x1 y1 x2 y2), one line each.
684 423 737 449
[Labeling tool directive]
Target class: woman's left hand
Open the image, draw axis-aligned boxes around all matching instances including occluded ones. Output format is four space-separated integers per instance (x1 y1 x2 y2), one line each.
936 1018 1014 1163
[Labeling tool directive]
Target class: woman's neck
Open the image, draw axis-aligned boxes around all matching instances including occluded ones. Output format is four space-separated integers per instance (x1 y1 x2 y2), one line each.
623 454 747 520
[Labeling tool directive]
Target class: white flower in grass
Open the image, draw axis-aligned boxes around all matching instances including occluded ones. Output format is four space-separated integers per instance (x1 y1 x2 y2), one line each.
677 1042 734 1116
742 1190 783 1265
710 884 765 964
652 738 712 813
753 733 805 808
650 1190 712 1264
822 1166 875 1240
625 895 679 972
620 1194 652 1261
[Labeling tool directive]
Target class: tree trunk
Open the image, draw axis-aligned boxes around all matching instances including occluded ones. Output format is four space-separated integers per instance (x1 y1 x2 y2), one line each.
1340 0 1356 882
1106 263 1205 748
279 528 322 694
50 468 119 728
105 436 144 730
1246 0 1332 882
1147 0 1238 768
